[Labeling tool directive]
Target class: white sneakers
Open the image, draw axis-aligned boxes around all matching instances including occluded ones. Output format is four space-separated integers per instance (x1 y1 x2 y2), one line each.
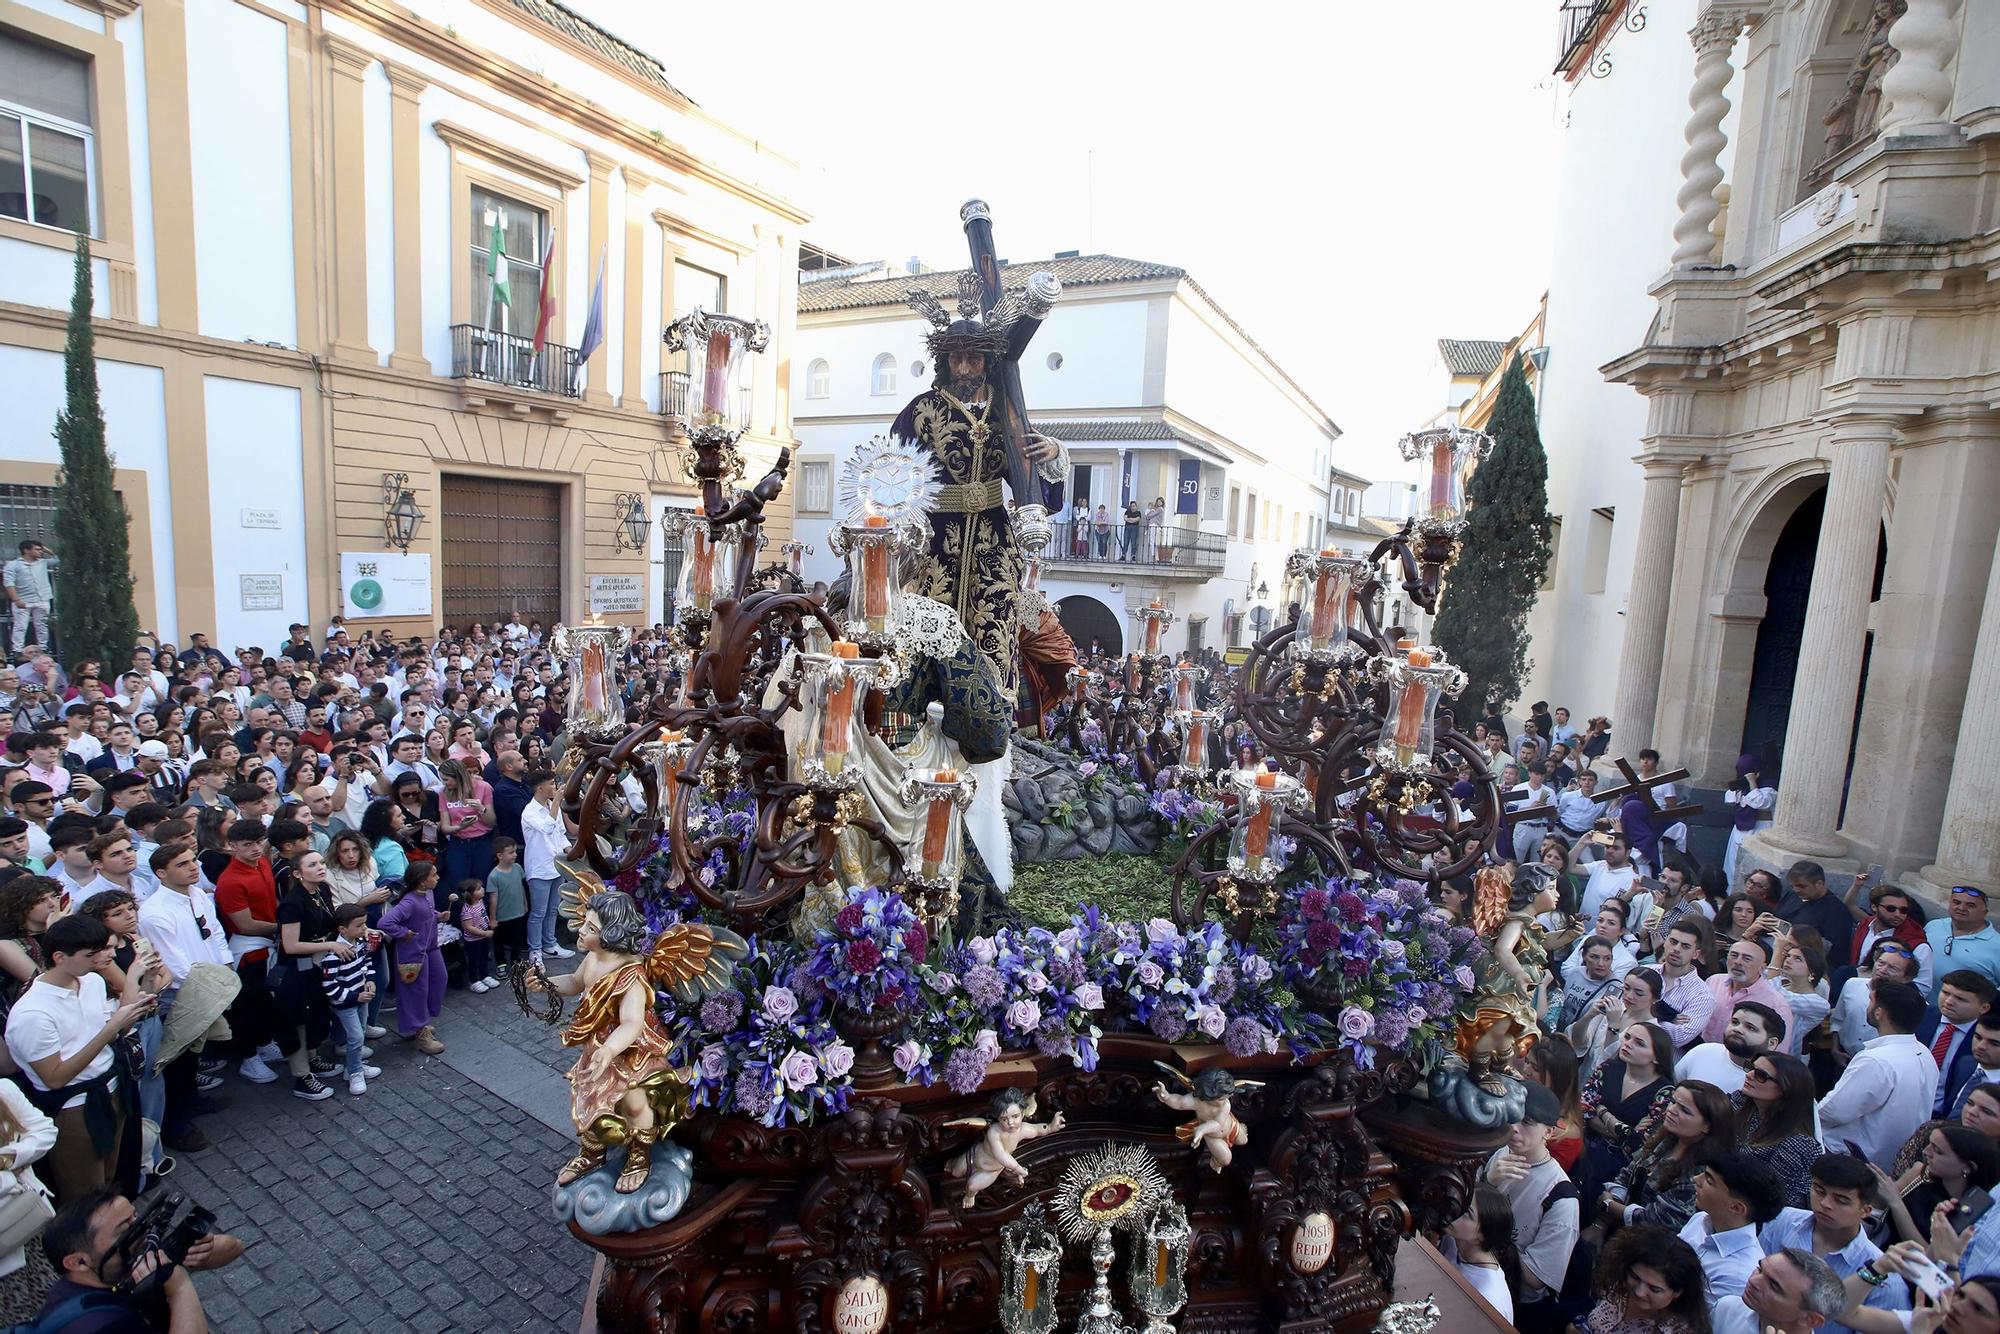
469 976 503 993
547 945 575 959
255 1041 282 1065
239 1056 279 1084
363 1025 388 1040
348 1065 382 1096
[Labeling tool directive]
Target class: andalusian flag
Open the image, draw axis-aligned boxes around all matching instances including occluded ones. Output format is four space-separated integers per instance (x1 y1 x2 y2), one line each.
488 218 511 311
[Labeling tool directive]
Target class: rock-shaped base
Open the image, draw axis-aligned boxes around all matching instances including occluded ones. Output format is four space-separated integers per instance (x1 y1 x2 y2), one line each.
553 1141 693 1236
1425 1058 1526 1130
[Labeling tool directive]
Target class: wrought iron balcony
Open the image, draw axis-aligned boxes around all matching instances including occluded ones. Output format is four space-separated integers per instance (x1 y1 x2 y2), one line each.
1556 0 1640 77
1042 522 1226 578
449 324 582 398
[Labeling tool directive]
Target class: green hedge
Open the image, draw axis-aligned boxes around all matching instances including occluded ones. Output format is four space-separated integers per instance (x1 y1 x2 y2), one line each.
1010 855 1178 929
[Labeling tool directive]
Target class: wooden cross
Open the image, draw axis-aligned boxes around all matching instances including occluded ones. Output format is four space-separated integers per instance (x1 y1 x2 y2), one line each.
1591 757 1705 823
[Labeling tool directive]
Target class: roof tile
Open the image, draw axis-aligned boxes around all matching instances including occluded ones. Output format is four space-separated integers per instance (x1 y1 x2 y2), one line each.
1438 338 1508 377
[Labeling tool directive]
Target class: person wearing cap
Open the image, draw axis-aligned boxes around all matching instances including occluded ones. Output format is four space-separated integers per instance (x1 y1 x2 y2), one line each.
132 740 183 806
1680 1152 1787 1299
1926 885 2000 990
1480 1081 1579 1329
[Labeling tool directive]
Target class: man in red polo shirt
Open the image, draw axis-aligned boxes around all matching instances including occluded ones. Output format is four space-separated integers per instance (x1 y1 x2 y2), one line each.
213 819 284 1086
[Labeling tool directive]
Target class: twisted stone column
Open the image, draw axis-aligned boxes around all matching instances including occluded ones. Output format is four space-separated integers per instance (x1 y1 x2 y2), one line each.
1879 0 1961 137
1611 458 1687 750
1670 11 1743 268
1921 528 2000 892
1756 416 1898 858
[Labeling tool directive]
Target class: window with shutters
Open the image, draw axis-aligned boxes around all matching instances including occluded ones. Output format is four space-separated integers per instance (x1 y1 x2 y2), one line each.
798 459 832 515
0 32 95 235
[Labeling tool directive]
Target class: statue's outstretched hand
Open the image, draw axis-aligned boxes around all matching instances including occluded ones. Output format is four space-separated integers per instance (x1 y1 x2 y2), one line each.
1023 433 1059 465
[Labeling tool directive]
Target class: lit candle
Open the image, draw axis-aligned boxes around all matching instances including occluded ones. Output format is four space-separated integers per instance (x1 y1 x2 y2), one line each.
580 635 607 713
688 525 716 615
821 642 860 774
1183 714 1206 768
1244 769 1276 862
659 729 685 787
1072 671 1089 705
859 515 891 633
920 768 957 879
1144 598 1164 655
1393 648 1433 764
1429 437 1453 516
702 325 732 422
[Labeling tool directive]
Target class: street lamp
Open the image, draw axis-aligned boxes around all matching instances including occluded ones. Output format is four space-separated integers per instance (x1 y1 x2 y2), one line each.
612 492 650 552
382 473 422 550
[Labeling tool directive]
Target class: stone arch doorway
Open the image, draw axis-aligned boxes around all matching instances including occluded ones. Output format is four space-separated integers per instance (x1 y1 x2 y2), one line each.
1057 595 1122 658
1732 481 1888 806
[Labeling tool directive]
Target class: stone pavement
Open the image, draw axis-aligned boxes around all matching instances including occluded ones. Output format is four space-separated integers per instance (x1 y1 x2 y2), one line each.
166 960 597 1333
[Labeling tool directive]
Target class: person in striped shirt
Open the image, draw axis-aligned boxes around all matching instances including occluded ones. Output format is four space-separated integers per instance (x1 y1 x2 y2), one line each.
321 905 381 1097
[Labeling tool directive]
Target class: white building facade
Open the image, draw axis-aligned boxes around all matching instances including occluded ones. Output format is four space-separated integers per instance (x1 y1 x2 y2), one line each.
0 0 806 648
789 255 1341 660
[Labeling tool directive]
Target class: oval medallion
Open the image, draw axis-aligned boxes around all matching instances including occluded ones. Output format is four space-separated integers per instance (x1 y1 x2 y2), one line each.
833 1274 889 1334
1292 1211 1335 1274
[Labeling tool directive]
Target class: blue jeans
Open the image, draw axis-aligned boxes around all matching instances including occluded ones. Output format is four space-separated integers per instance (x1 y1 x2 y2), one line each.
332 1005 367 1076
442 836 496 905
527 876 561 954
137 1009 164 1130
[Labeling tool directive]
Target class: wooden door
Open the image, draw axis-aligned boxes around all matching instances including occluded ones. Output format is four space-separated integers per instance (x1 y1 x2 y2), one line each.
440 475 563 631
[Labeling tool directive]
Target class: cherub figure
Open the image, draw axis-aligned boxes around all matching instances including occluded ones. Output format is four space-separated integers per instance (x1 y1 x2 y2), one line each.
944 1088 1066 1207
1153 1065 1261 1174
530 880 745 1194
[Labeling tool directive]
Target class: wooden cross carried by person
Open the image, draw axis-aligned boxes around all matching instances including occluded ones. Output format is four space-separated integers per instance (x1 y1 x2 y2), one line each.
1592 757 1705 822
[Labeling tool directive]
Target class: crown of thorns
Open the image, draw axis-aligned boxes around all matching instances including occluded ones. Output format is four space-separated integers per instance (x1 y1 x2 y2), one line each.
904 270 1057 360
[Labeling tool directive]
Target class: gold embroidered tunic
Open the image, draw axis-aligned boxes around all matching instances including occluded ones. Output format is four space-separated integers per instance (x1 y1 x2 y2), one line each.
898 389 1025 705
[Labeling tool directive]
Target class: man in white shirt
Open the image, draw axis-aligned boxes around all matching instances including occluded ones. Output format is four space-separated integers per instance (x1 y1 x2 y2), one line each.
1574 832 1638 920
74 831 147 910
1680 1154 1787 1299
1818 979 1936 1165
61 705 102 767
520 768 573 964
138 842 237 1152
1508 762 1558 865
1710 1248 1849 1334
1830 943 1917 1063
4 913 151 1202
1678 1002 1786 1096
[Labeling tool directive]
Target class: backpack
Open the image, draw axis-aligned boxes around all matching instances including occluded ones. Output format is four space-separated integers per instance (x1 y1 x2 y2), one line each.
3 1288 129 1333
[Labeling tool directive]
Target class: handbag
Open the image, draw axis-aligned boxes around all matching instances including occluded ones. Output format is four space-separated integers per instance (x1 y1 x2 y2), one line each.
397 959 423 985
0 1169 54 1254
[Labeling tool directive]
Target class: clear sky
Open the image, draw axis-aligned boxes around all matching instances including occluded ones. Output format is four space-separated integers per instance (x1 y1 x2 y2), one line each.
584 0 1567 487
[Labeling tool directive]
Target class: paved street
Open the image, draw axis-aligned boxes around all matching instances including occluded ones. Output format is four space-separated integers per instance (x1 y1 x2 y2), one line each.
167 963 596 1333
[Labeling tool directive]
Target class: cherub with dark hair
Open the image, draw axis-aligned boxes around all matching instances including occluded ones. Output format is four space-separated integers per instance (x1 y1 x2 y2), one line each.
944 1087 1066 1208
1154 1064 1262 1173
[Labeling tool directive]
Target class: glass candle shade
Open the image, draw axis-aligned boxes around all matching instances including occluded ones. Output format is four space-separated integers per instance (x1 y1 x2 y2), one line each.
1226 765 1304 883
794 643 891 791
841 517 901 640
1067 667 1093 706
663 309 769 432
901 766 974 889
1397 425 1491 527
1382 646 1458 769
1127 1201 1191 1331
999 1208 1062 1334
552 624 630 739
655 729 691 793
783 541 808 582
1135 599 1173 656
1300 552 1369 658
1179 709 1220 770
674 519 737 620
1171 662 1202 712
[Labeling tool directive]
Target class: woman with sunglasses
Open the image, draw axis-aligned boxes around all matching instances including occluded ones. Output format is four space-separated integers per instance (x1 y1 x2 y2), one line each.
1731 1051 1823 1207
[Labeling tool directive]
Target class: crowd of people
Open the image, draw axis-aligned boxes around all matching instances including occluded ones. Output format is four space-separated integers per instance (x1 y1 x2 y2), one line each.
1428 698 2000 1334
0 608 639 1327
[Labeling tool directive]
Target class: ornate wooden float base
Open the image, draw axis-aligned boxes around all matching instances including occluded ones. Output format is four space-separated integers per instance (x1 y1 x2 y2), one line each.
577 1039 1503 1334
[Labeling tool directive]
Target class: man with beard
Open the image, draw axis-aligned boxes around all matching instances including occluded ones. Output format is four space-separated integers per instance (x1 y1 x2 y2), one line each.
1702 936 1796 1045
1678 1000 1787 1095
1817 978 1935 1165
895 274 1066 707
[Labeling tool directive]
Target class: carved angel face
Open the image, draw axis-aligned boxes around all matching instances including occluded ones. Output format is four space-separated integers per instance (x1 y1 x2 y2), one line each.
997 1104 1025 1134
579 910 602 952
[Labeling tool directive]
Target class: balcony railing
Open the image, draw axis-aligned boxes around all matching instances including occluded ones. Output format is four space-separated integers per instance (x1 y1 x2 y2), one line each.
1041 522 1226 577
1555 0 1617 75
449 324 582 398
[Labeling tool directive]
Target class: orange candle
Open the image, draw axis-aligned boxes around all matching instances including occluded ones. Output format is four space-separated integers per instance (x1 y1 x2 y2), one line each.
1154 1240 1169 1288
1183 715 1206 768
1245 769 1276 859
702 325 732 421
659 729 685 787
821 643 859 773
1125 654 1140 692
860 515 891 632
1023 1264 1040 1311
1174 664 1194 711
1393 649 1433 762
1429 438 1453 515
1309 558 1342 646
921 768 957 879
1144 598 1164 654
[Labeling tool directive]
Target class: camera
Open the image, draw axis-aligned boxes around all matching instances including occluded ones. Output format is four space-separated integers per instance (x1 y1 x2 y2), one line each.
111 1188 218 1296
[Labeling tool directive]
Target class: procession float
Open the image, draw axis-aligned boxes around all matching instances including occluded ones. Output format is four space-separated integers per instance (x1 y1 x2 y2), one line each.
529 200 1543 1334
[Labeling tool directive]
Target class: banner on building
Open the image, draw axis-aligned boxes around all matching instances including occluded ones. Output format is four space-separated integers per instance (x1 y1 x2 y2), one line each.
340 551 432 618
1176 460 1201 515
587 574 644 615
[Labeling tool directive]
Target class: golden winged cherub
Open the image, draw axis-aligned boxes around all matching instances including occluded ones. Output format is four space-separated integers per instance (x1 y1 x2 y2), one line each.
942 1088 1066 1208
1153 1064 1261 1174
531 863 746 1193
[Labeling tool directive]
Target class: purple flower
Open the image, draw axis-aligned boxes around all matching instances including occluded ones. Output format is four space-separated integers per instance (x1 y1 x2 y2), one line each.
1005 999 1042 1033
733 1069 775 1117
700 991 744 1033
892 1039 925 1074
1078 761 1098 778
820 1042 855 1080
964 965 1006 1007
1242 955 1274 984
1380 940 1406 962
845 938 883 973
1373 1009 1412 1047
944 1047 990 1095
1024 970 1049 993
974 1029 1000 1059
1453 965 1477 991
1407 1006 1429 1026
835 903 864 933
930 971 960 994
1149 1007 1188 1043
1146 918 1179 945
1034 1024 1071 1058
969 936 998 966
778 1049 820 1092
697 1043 729 1081
1338 1005 1375 1040
1223 1017 1269 1058
1194 1004 1227 1039
762 985 799 1022
1136 960 1165 988
1209 966 1238 1006
1074 982 1105 1011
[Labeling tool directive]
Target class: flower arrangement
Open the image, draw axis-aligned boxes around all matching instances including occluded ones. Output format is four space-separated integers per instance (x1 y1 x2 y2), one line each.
668 936 853 1129
1273 876 1482 1069
1088 912 1316 1059
805 885 928 1012
1147 782 1226 851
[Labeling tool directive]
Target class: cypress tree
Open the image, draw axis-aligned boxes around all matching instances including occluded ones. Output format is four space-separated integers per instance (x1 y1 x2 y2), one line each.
50 230 138 668
1433 352 1552 717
